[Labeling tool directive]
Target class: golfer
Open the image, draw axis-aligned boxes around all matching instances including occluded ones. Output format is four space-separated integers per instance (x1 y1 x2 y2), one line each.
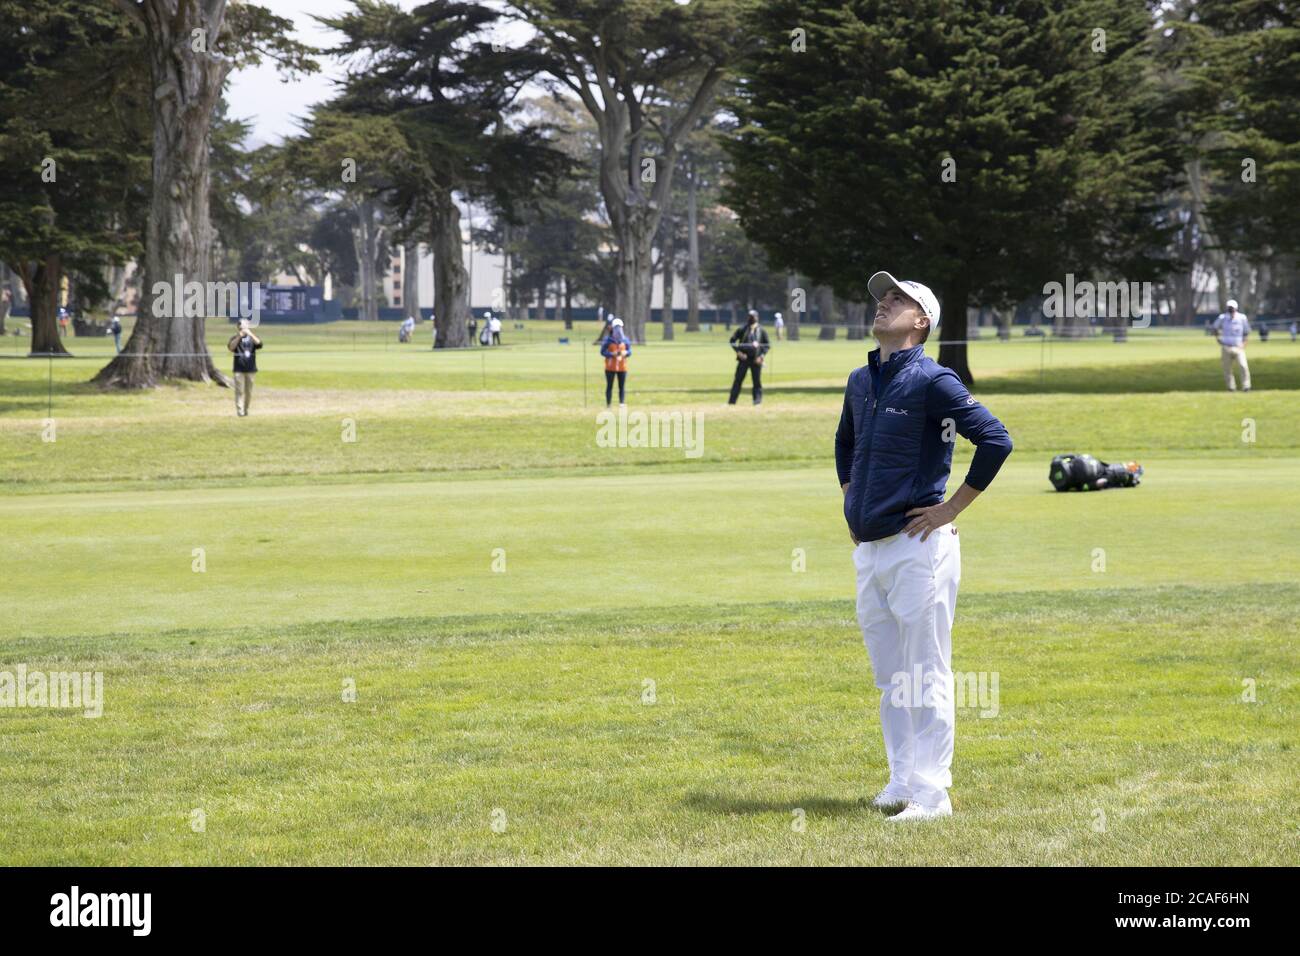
227 319 262 417
728 309 769 405
836 271 1012 821
1212 299 1251 391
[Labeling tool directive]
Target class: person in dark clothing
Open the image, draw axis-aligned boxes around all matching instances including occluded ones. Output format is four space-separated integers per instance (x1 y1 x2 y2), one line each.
728 309 770 405
227 319 263 416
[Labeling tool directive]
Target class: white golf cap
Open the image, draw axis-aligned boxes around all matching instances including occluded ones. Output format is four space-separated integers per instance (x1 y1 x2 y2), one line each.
610 317 624 327
1226 299 1239 310
868 271 941 328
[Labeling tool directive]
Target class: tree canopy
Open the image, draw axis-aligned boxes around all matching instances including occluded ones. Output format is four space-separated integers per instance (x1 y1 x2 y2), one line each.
724 0 1185 383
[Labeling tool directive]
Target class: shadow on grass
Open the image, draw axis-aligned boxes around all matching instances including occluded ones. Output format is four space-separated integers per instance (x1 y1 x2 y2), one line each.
682 791 869 816
671 353 1300 395
0 376 104 400
976 353 1300 393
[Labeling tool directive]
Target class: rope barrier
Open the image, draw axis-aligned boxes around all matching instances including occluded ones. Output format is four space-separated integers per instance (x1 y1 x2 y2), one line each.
0 332 1258 359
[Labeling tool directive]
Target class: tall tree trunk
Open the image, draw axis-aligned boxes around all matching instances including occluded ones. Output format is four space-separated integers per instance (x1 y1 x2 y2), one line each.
1237 257 1268 317
1171 268 1196 325
662 222 676 341
785 273 801 341
816 286 837 340
94 0 230 387
844 300 867 341
686 155 701 333
23 257 69 356
563 275 573 329
938 276 974 387
996 307 1012 340
355 225 372 320
356 199 384 322
614 222 655 344
402 240 420 321
431 196 468 348
501 222 512 323
6 268 25 336
0 265 11 335
648 243 661 333
1212 261 1229 317
104 262 130 314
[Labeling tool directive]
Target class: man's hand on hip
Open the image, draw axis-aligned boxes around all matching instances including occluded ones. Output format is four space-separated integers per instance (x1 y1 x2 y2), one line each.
904 484 983 541
903 500 958 540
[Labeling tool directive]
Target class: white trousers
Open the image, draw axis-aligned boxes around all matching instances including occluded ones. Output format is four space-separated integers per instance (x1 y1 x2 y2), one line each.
853 527 961 808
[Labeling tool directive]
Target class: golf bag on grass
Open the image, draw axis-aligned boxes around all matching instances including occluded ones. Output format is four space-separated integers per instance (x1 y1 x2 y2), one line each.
1049 454 1143 491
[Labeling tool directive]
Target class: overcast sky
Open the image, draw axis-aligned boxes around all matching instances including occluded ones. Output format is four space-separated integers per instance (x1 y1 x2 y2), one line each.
225 0 534 147
224 0 353 147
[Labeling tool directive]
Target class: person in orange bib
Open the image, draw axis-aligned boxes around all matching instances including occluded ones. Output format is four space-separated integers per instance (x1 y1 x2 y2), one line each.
600 316 632 406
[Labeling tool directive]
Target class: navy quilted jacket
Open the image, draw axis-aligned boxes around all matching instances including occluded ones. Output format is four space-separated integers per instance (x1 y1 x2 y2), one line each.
836 345 1012 542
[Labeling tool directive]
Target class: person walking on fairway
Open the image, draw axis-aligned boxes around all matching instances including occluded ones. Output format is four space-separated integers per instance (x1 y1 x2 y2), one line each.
729 309 769 404
837 271 1012 821
108 314 122 353
227 319 262 417
773 311 785 340
1213 299 1251 391
600 316 632 406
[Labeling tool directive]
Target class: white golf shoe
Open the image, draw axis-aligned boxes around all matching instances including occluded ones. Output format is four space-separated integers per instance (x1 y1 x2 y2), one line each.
885 798 953 822
871 788 911 810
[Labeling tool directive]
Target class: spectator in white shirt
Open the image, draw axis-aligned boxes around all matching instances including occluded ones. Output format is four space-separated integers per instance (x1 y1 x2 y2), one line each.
1212 299 1251 392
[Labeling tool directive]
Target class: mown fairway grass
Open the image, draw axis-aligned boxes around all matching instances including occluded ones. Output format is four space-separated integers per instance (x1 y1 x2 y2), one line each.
1 322 1296 864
